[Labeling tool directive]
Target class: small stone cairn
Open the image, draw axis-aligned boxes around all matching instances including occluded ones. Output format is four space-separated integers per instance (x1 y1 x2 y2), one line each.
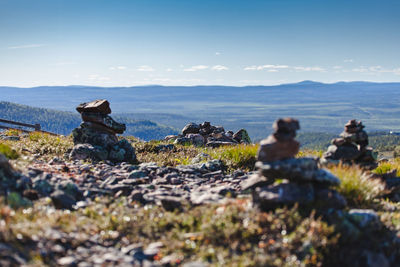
166 121 251 147
70 100 136 163
322 119 377 169
243 118 346 210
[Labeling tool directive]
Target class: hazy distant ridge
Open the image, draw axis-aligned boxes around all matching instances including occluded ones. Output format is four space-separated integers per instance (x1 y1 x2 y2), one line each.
1 81 400 140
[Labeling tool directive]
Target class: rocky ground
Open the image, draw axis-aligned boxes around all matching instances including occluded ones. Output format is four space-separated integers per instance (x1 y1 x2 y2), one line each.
2 132 400 266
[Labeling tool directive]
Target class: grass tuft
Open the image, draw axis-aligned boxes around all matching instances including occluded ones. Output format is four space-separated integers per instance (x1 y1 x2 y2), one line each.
208 144 259 172
329 164 385 207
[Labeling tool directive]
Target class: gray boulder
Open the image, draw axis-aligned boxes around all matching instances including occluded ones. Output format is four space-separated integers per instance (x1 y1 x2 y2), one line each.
181 123 200 135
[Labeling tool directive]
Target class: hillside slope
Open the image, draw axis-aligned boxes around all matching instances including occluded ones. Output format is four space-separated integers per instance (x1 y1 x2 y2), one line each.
0 101 178 140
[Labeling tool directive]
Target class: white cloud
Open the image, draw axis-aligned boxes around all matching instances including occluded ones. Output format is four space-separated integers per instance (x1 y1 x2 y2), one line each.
137 65 154 72
166 68 173 72
211 65 228 71
293 66 325 72
244 64 289 71
184 65 209 72
351 65 400 75
215 52 221 56
7 44 46 49
333 66 343 69
244 64 324 72
344 59 354 63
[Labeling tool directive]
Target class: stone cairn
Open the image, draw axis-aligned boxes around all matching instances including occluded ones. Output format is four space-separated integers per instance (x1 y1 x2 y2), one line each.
70 100 136 163
243 118 346 210
166 121 251 147
322 119 377 169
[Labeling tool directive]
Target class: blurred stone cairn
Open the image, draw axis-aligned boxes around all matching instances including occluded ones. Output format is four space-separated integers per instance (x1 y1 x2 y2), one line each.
321 119 377 169
242 118 346 210
166 121 251 147
69 100 136 163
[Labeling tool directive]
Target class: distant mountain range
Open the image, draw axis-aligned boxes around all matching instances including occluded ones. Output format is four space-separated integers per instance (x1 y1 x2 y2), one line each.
1 81 400 141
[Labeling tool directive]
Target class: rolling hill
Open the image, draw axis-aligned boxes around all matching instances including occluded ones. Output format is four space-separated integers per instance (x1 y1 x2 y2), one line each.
1 81 400 141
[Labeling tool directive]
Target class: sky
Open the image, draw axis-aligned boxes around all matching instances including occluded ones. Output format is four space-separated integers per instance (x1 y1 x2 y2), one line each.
0 0 400 87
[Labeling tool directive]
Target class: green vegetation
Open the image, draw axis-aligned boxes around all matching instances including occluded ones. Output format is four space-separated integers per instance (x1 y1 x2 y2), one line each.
0 197 339 266
208 144 259 172
0 143 19 159
1 131 73 161
329 164 385 207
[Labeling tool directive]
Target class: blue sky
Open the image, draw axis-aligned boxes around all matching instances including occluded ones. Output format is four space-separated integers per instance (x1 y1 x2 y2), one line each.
1 0 399 87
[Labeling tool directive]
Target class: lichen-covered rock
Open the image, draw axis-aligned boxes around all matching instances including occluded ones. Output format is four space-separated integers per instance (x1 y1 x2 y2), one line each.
174 137 192 145
69 143 108 161
187 133 205 147
72 122 119 148
233 129 251 144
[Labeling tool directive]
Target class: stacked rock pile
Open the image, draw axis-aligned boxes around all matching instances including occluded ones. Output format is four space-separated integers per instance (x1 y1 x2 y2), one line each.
322 119 377 169
70 99 136 163
166 121 251 147
243 118 346 210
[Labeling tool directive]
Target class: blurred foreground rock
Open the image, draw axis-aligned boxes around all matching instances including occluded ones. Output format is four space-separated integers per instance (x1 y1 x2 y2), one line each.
245 118 346 210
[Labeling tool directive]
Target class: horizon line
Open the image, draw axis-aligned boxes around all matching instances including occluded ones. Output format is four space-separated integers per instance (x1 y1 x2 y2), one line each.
1 80 400 89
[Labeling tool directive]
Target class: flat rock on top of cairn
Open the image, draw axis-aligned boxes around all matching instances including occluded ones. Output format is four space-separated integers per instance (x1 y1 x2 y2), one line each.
76 99 111 114
257 118 300 162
